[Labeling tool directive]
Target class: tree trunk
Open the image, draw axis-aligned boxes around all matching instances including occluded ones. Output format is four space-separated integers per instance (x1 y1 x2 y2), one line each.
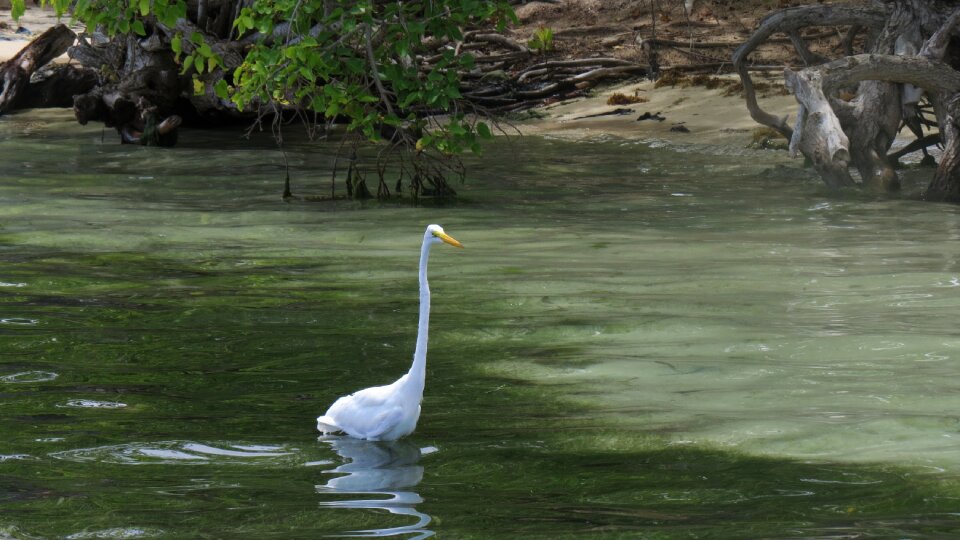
25 65 99 109
731 4 888 140
735 1 960 199
68 28 190 144
0 24 85 114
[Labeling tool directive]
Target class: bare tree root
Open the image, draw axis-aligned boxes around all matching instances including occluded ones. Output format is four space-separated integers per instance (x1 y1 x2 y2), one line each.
0 25 89 114
732 4 888 139
733 1 960 199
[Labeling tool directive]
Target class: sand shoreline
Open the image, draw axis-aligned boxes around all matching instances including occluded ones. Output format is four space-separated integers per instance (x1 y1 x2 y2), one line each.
0 6 798 149
512 75 798 147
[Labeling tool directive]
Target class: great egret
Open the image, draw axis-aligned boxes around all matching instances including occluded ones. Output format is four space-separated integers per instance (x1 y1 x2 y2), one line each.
317 224 463 441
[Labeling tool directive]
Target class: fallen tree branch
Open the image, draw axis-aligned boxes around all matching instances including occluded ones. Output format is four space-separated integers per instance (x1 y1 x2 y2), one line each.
784 67 853 187
24 65 99 109
888 132 940 162
815 54 960 96
523 57 637 70
665 62 789 73
786 53 960 189
0 24 77 114
639 37 744 49
515 81 563 99
465 32 530 53
565 64 647 83
732 4 888 139
553 25 631 37
365 24 396 118
472 51 530 64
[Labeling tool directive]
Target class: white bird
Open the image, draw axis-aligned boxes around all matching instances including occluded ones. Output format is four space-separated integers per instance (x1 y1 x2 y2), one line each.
317 224 464 441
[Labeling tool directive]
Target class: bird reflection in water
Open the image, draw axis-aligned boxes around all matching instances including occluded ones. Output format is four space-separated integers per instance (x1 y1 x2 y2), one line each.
316 436 433 538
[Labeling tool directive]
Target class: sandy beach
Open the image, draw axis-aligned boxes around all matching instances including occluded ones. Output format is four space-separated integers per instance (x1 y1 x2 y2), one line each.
0 4 799 150
514 74 798 147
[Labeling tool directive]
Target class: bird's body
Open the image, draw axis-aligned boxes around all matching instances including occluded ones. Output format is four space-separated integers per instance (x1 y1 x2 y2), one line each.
317 374 422 441
317 224 463 441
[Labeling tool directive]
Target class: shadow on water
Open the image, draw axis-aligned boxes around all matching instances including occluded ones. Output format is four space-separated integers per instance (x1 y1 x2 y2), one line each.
317 436 432 538
0 241 957 538
2 112 960 537
3 427 960 538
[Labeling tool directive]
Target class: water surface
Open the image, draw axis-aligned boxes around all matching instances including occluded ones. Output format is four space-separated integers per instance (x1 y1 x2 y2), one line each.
1 110 959 537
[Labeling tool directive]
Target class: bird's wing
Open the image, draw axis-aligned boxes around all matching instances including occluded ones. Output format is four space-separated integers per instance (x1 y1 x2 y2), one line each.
320 382 402 437
323 383 388 417
362 406 405 441
327 401 404 441
341 383 395 408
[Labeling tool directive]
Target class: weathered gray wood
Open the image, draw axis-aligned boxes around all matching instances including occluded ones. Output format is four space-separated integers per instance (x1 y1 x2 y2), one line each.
24 65 99 109
784 67 854 188
738 1 960 195
787 53 960 190
0 24 77 114
922 89 960 202
732 4 888 139
920 8 960 201
811 54 960 96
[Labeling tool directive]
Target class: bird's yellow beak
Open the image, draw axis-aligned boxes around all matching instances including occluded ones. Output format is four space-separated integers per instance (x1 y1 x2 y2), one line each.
434 231 464 248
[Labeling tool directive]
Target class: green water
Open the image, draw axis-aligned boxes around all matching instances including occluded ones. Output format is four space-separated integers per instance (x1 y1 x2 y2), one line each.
1 110 960 538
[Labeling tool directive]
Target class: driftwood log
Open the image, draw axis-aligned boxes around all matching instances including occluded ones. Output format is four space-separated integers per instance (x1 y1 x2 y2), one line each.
0 24 97 114
68 29 187 146
0 24 183 146
735 0 960 200
732 4 888 141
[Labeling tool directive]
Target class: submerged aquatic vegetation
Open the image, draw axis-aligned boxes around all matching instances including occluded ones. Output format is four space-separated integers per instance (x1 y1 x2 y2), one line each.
0 112 959 537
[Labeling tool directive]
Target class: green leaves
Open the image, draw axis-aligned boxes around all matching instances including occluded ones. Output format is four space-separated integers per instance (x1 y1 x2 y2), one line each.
70 0 516 158
175 32 223 76
180 54 195 74
214 79 230 99
11 0 25 21
476 122 493 139
69 0 186 36
528 25 554 52
233 7 257 33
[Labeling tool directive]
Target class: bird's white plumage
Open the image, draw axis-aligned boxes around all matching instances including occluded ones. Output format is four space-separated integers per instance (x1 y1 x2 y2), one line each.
317 375 420 441
317 224 462 441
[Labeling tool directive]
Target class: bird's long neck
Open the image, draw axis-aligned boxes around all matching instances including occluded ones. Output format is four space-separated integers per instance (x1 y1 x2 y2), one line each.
406 238 431 394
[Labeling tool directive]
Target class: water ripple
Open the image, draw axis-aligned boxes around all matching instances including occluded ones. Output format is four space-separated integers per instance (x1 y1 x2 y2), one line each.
0 454 36 462
0 525 41 540
800 477 883 486
316 437 433 538
49 441 297 466
0 371 58 383
0 318 38 325
57 399 127 409
65 527 164 539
